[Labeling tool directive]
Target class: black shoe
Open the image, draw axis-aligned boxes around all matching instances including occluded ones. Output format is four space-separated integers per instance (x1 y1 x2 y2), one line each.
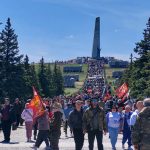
1 140 10 143
1 140 6 143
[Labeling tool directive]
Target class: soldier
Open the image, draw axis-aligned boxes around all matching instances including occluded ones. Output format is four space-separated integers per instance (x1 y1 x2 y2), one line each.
132 98 150 150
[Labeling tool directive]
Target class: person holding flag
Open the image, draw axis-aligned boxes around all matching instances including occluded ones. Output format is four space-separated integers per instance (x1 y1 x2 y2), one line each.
29 87 50 150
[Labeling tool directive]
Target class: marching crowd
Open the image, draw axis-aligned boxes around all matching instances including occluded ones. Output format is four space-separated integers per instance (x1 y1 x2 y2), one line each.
0 60 150 150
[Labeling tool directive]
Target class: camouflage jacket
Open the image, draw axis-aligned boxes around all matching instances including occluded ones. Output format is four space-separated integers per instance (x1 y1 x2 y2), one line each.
131 107 150 150
83 106 107 132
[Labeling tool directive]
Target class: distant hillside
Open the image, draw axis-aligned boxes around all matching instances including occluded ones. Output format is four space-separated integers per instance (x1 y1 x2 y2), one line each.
35 63 88 96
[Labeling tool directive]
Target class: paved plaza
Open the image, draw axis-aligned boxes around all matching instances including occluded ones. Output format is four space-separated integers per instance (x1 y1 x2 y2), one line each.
0 125 131 150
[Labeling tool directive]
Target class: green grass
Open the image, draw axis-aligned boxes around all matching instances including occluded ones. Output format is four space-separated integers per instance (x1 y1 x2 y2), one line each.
63 64 88 96
64 82 84 96
63 64 88 82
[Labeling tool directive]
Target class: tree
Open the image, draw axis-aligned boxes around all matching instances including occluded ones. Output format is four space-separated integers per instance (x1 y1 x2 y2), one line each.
120 18 150 99
38 57 50 97
0 18 25 101
30 62 40 92
46 63 55 97
53 62 64 96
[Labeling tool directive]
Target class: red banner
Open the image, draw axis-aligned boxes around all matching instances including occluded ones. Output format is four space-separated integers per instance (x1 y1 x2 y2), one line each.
116 83 128 99
122 89 130 102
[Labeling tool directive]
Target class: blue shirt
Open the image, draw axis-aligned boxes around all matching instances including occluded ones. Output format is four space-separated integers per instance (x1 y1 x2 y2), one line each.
64 107 73 120
107 112 121 128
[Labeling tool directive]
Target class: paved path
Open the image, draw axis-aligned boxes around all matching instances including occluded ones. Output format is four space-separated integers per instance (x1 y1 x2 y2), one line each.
0 125 130 150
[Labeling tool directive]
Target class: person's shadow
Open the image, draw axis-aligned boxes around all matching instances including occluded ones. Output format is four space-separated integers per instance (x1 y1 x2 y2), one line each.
0 141 19 144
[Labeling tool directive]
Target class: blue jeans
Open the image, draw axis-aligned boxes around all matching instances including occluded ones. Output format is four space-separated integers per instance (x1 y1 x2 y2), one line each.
122 128 132 147
108 127 119 149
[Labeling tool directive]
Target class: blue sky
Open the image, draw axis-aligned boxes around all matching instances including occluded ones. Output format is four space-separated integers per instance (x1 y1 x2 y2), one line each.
0 0 150 62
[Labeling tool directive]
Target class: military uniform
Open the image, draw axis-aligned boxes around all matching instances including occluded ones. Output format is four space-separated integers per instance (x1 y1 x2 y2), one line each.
83 106 106 150
132 106 150 150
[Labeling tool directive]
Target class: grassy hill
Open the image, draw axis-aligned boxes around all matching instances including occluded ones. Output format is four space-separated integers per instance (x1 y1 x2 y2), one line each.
35 63 88 96
62 64 88 96
35 63 126 96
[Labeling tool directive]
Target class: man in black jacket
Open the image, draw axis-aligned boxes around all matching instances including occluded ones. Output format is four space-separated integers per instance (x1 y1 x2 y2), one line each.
13 98 22 127
0 98 16 143
68 100 84 150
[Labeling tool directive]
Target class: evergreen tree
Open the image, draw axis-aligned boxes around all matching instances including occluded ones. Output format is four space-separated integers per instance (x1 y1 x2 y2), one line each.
47 63 55 97
57 66 64 95
0 18 25 101
30 62 40 92
121 18 150 99
23 55 33 99
38 57 50 97
53 62 64 96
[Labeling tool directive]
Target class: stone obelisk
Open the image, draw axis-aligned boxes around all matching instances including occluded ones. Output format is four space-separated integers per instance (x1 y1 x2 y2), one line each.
92 17 101 59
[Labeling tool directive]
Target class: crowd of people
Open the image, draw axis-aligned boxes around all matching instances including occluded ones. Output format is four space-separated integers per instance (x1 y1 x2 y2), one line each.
0 60 150 150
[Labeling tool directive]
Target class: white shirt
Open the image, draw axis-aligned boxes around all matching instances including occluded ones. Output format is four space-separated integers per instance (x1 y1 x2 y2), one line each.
21 108 33 122
130 109 139 126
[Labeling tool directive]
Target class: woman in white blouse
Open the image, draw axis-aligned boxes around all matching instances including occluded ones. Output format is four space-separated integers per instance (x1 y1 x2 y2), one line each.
21 103 33 142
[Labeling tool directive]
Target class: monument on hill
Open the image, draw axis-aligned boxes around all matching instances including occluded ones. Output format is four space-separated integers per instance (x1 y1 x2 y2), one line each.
92 17 101 59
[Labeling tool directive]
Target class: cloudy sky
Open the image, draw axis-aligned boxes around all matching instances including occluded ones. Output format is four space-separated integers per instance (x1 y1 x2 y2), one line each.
0 0 150 62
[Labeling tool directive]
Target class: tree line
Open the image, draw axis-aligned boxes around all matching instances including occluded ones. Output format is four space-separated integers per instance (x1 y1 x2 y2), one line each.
120 18 150 99
0 18 64 102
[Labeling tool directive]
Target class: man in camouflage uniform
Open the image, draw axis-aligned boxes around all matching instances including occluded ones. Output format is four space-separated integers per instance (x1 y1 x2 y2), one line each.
83 99 107 150
132 98 150 150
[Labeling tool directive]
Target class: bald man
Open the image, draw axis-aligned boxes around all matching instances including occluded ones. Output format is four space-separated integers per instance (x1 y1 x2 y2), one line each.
130 101 144 126
132 98 150 150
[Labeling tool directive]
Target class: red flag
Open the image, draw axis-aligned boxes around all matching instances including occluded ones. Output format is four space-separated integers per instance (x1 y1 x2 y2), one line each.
116 83 128 99
122 89 130 102
29 87 45 118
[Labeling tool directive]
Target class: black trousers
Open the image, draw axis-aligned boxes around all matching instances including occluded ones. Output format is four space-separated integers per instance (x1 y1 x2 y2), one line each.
64 120 68 135
49 131 61 150
33 123 38 136
73 128 84 150
35 130 49 148
16 114 21 127
88 129 103 150
1 120 12 142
